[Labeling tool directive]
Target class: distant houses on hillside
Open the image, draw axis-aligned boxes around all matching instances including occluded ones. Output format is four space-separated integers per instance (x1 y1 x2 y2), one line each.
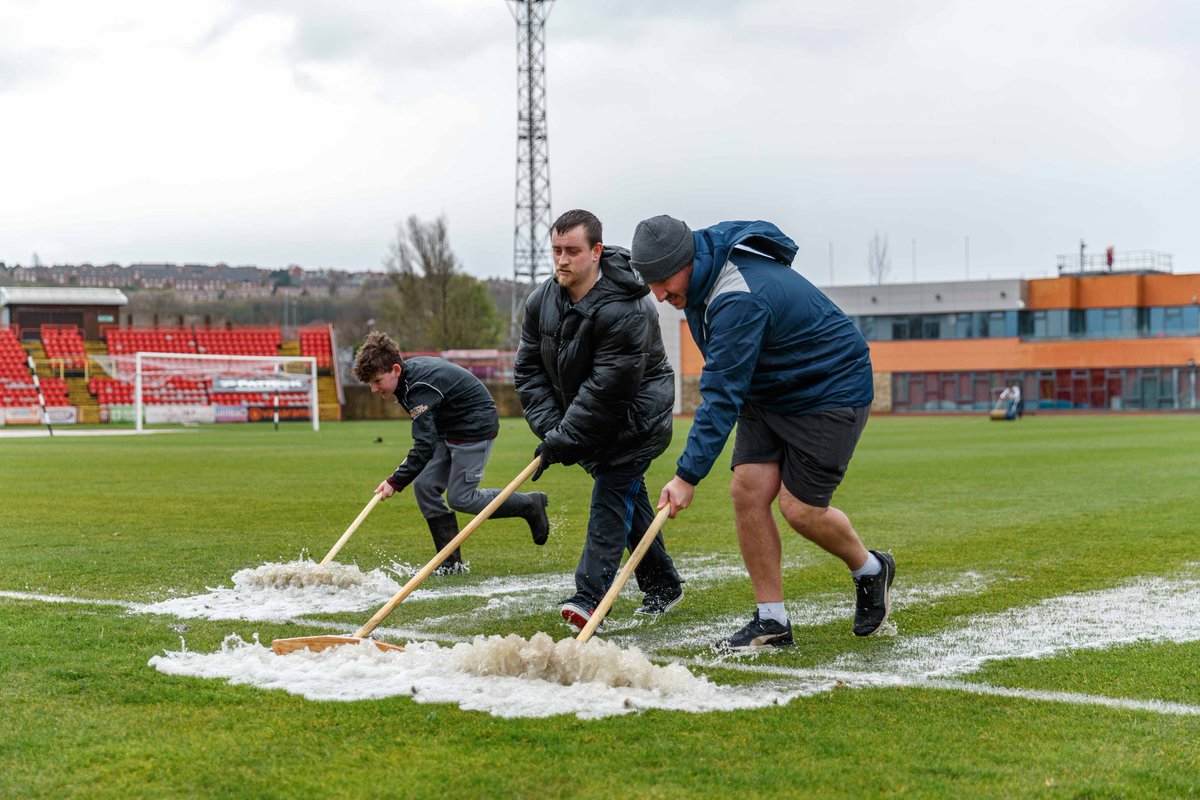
0 261 388 302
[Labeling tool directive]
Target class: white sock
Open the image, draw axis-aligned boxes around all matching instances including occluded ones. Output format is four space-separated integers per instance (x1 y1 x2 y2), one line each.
851 551 882 579
757 602 788 625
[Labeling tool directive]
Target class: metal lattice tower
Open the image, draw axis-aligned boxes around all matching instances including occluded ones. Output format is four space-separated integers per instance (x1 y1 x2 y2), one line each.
507 0 554 341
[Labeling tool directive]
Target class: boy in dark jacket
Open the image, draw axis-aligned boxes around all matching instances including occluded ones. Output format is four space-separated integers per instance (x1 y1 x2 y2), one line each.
632 215 894 652
514 209 684 630
354 331 549 572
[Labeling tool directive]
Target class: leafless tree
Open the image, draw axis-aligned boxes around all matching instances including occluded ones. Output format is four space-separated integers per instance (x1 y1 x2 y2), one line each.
867 231 891 285
383 215 501 350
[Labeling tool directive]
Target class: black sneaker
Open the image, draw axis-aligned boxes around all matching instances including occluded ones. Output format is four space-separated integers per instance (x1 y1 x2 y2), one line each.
634 584 684 616
713 612 794 652
561 600 603 632
526 492 550 546
852 550 896 636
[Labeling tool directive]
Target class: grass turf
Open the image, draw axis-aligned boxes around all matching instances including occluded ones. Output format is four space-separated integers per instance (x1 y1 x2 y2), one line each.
1 414 1198 798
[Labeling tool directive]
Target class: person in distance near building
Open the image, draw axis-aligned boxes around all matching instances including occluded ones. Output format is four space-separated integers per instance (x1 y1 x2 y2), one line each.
630 215 894 652
513 209 684 631
353 331 550 572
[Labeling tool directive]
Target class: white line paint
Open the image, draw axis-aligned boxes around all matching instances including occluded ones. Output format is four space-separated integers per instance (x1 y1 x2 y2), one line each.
830 571 1200 679
0 428 186 438
677 660 1200 718
0 590 134 607
12 568 1200 718
914 679 1200 717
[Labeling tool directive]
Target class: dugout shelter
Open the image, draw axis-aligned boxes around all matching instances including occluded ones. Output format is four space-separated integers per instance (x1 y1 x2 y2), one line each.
0 286 128 341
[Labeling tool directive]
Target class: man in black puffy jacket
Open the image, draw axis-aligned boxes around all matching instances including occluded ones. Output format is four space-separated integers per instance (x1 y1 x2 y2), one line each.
514 209 684 631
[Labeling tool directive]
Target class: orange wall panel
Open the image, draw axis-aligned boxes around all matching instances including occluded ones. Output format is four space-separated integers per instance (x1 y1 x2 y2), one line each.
1143 274 1200 307
1077 274 1142 308
1027 278 1078 310
1029 273 1200 310
870 337 1200 372
679 320 705 376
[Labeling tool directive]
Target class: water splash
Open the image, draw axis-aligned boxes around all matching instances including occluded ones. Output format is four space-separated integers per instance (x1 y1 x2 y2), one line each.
131 560 402 622
232 560 382 590
451 632 697 691
148 634 818 718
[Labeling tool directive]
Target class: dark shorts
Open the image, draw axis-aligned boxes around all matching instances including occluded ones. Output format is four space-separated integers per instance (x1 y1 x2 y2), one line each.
731 403 870 508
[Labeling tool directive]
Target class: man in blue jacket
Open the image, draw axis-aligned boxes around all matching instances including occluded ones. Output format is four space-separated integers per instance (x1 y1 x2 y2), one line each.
630 215 894 652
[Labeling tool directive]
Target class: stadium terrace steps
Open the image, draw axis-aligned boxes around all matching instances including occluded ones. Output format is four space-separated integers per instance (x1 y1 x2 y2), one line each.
66 376 100 423
317 375 341 420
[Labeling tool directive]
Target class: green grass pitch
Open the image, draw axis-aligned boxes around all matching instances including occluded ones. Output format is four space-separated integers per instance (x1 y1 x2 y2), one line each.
2 414 1199 798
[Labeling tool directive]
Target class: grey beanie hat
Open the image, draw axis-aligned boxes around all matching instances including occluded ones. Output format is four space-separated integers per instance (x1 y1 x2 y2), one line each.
630 215 695 283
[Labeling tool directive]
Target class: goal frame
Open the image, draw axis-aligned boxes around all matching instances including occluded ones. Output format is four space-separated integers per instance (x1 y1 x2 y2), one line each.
133 351 320 432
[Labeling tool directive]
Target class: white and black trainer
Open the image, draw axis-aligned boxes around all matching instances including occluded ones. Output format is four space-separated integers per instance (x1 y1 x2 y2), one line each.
852 550 896 636
713 612 794 652
634 584 684 616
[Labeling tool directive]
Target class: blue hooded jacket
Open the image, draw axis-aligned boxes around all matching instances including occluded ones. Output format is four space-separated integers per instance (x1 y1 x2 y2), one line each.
676 220 873 485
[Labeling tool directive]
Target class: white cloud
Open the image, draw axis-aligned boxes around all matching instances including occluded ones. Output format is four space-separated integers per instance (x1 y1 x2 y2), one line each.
0 0 1196 282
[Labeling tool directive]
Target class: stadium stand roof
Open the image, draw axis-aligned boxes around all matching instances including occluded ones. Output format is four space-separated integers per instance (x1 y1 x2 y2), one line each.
0 286 129 307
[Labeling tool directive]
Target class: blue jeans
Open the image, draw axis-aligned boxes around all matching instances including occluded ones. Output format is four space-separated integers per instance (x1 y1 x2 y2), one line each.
572 460 682 606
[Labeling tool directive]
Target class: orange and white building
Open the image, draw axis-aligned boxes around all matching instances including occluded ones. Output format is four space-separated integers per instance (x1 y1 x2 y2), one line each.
656 267 1200 414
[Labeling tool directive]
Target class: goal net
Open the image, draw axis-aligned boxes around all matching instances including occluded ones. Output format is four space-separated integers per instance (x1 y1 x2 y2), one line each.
92 352 319 432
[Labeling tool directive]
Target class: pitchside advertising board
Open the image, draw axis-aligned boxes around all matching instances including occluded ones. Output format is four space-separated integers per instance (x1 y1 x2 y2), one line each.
0 407 78 426
141 405 313 424
209 374 314 422
2 405 310 426
101 405 137 424
211 376 311 393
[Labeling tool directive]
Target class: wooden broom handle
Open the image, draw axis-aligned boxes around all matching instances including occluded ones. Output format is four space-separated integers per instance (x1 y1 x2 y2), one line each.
577 505 671 643
353 456 542 638
319 492 384 565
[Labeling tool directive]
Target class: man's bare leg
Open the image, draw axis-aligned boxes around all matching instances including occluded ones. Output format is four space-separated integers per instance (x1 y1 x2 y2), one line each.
730 462 784 602
777 486 870 571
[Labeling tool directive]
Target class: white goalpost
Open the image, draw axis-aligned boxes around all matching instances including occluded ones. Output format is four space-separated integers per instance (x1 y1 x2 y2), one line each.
128 352 320 433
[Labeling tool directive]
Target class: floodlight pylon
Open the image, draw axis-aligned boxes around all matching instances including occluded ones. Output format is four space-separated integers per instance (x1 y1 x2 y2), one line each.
507 0 554 343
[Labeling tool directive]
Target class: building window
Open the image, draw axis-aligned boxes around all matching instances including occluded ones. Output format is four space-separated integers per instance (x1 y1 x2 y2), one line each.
1101 308 1121 337
1185 306 1200 335
985 311 1006 338
1068 309 1085 336
1047 309 1067 338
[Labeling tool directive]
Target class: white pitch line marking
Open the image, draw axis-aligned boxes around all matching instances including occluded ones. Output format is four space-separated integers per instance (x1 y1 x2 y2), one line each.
676 659 1200 717
10 568 1200 717
0 590 134 607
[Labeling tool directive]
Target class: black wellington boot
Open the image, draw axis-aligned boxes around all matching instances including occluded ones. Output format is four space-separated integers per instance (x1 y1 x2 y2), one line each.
426 512 465 574
490 492 550 545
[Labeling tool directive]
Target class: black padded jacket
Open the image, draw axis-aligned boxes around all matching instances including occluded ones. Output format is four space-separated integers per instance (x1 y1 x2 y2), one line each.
513 245 675 474
386 356 499 491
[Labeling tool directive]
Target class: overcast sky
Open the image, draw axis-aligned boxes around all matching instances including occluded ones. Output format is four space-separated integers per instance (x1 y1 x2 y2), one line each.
2 0 1196 286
